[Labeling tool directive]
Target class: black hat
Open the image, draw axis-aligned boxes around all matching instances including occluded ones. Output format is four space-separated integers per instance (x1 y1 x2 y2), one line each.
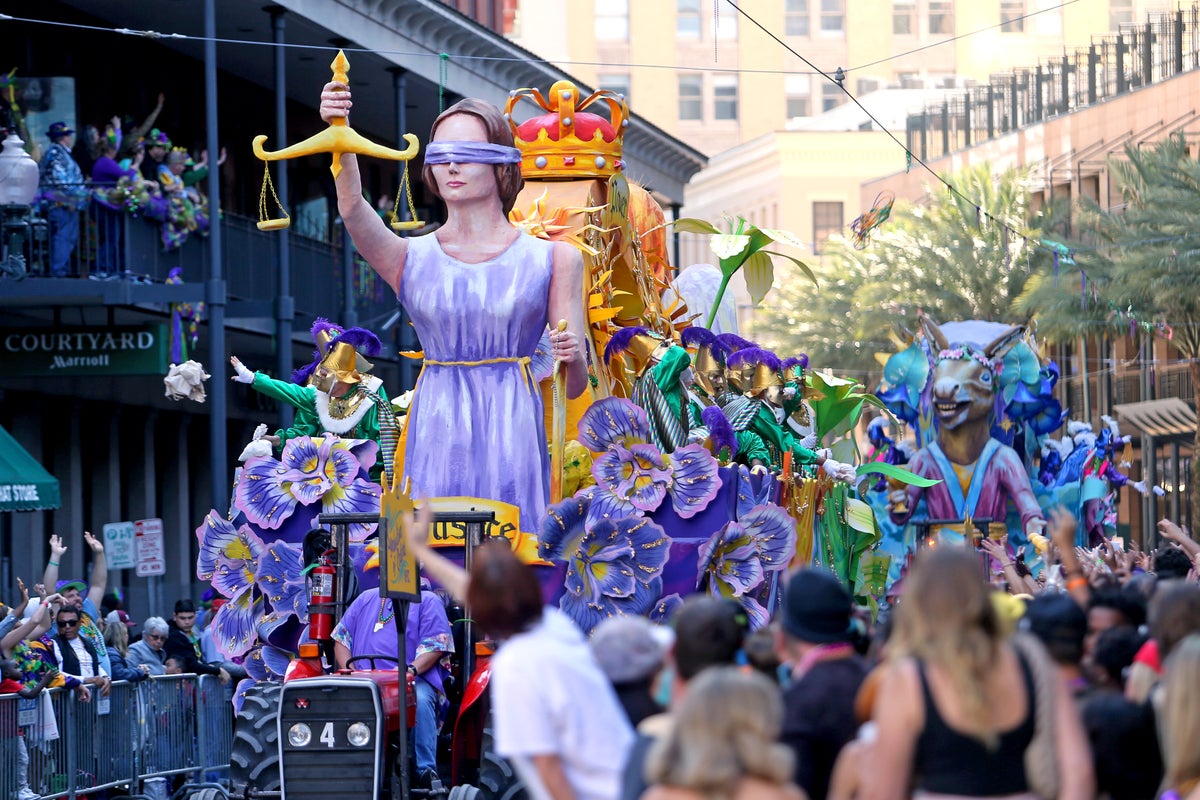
782 569 853 644
47 121 74 140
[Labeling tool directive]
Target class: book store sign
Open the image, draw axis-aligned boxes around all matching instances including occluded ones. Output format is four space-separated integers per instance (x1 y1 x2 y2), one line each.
3 325 168 376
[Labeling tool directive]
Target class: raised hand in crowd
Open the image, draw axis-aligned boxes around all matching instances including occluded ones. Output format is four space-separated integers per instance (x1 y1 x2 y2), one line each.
49 534 68 561
84 530 104 554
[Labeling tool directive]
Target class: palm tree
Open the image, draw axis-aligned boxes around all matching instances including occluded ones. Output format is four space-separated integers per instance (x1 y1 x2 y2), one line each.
750 164 1047 381
1017 134 1200 527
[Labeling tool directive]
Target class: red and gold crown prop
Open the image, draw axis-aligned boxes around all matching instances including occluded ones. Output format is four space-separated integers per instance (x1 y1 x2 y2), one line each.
505 80 628 180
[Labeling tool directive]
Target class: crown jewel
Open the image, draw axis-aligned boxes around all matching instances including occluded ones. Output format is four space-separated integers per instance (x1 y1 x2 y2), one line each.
505 80 627 179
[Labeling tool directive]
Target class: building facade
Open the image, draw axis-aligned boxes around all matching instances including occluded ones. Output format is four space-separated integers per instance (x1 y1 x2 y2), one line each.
0 0 703 621
510 0 1174 155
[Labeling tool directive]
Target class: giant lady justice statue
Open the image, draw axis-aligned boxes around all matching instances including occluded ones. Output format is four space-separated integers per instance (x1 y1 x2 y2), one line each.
317 75 589 533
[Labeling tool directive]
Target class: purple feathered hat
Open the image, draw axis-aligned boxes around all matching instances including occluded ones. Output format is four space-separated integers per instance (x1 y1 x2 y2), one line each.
290 319 382 386
726 347 782 372
715 333 757 354
727 347 784 396
781 354 809 377
603 326 669 370
701 405 739 460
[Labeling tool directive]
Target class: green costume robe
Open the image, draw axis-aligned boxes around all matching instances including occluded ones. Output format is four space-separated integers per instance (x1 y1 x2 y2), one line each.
250 372 391 478
745 404 822 473
685 391 770 466
631 347 693 454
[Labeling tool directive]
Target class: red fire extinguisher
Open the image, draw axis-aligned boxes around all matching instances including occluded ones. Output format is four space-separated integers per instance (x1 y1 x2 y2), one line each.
309 554 336 641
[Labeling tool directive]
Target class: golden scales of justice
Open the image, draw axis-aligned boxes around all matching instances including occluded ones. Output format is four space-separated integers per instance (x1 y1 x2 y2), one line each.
252 50 424 232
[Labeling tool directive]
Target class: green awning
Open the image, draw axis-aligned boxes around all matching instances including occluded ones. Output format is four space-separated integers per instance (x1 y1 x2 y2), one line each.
0 425 60 512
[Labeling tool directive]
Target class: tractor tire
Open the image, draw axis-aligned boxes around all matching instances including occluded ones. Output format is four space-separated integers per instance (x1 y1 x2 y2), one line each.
229 682 283 799
476 728 526 800
185 788 224 800
448 787 481 800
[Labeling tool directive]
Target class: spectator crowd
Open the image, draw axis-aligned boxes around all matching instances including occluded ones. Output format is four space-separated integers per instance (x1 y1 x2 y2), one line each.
25 93 225 279
6 504 1200 800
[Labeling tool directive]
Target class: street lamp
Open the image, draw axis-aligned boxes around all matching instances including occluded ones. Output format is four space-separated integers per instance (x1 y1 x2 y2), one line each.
0 131 40 279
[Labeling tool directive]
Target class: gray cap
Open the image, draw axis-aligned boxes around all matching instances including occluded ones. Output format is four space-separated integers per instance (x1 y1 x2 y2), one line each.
589 615 666 684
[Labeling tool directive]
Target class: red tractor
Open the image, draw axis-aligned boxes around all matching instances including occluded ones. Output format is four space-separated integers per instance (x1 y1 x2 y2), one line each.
228 512 523 800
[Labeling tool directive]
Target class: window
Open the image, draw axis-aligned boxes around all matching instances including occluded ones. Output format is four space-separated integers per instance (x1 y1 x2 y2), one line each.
785 0 810 36
715 2 738 39
677 0 702 39
595 0 628 40
785 75 811 118
678 75 702 121
893 0 915 34
714 74 738 120
929 1 953 34
1001 0 1025 32
820 0 844 33
1109 0 1133 29
812 201 844 254
821 83 843 112
600 73 630 102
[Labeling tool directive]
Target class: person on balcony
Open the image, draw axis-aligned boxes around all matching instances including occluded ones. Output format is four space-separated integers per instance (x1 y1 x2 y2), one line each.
37 121 87 277
91 118 146 280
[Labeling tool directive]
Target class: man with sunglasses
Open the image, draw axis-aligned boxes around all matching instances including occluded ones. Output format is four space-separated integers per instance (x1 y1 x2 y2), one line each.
50 607 110 697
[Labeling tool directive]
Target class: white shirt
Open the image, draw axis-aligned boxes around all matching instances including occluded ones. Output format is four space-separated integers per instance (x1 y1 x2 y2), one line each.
491 608 634 800
52 637 105 681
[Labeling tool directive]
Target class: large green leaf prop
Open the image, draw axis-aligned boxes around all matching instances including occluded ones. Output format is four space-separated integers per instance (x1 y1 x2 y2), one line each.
807 370 892 444
856 462 941 488
673 216 817 328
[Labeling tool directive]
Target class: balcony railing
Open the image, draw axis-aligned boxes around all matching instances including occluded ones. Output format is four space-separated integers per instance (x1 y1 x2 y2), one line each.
1060 366 1194 416
907 5 1200 162
1 186 395 324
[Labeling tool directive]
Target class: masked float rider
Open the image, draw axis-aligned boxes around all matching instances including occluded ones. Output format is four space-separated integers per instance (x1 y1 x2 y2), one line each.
230 321 400 482
722 348 856 483
679 326 770 470
603 327 693 454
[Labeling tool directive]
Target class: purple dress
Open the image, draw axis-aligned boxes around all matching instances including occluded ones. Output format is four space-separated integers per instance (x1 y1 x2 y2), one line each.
399 231 554 532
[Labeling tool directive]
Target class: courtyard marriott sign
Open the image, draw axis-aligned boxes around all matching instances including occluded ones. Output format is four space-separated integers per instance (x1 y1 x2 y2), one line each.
3 325 169 376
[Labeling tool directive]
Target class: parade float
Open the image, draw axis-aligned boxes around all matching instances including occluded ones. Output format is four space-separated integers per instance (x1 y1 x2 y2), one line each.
181 50 1175 800
191 54 940 702
871 311 1163 586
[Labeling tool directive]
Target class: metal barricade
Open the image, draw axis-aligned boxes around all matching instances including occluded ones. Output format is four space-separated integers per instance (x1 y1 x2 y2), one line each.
196 675 234 780
139 675 200 779
2 674 235 800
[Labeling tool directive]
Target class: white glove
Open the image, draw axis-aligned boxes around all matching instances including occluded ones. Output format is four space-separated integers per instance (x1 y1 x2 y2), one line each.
1133 480 1149 495
230 356 255 384
799 434 818 450
817 448 833 461
821 458 856 483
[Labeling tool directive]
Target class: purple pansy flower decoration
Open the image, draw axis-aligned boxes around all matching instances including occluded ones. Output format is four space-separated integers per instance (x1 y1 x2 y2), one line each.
697 504 796 628
235 437 380 540
209 588 265 660
255 541 308 620
541 492 672 634
195 511 267 600
578 397 721 526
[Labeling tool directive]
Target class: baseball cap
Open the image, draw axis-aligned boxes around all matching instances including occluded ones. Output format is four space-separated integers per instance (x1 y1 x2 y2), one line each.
57 579 87 595
47 121 75 139
781 569 853 644
589 615 666 685
106 609 137 629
